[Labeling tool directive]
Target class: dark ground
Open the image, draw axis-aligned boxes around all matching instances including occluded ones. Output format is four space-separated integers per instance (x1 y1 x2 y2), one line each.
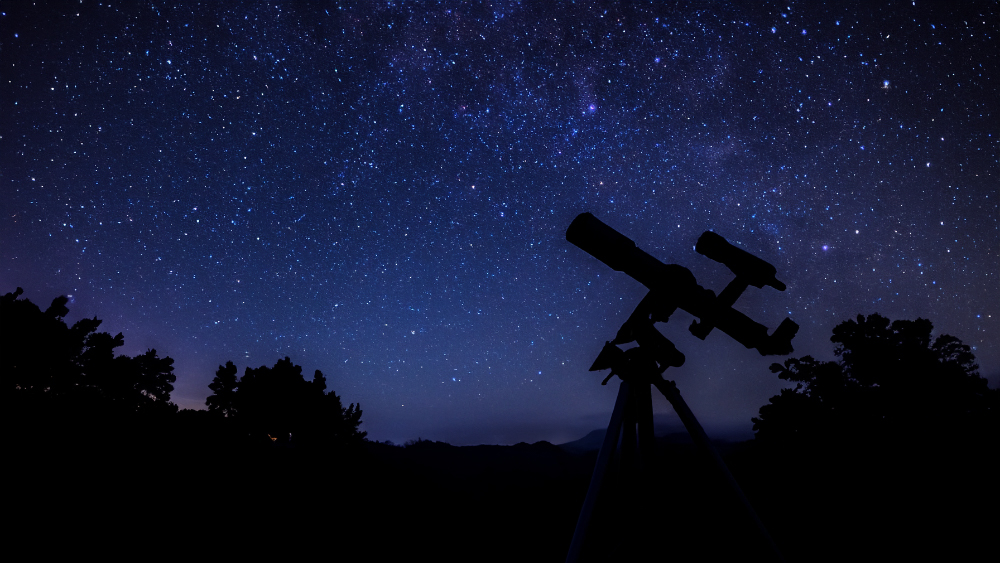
8 424 996 561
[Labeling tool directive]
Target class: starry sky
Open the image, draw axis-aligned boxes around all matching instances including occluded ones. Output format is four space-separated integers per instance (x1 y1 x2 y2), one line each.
3 1 996 446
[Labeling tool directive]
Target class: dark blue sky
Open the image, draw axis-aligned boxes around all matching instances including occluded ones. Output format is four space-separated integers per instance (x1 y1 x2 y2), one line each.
3 1 996 445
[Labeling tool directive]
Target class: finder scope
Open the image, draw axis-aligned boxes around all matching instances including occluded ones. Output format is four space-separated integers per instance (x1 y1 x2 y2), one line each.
696 231 786 291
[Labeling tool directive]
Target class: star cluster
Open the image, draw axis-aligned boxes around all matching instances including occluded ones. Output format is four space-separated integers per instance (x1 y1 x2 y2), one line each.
3 1 996 445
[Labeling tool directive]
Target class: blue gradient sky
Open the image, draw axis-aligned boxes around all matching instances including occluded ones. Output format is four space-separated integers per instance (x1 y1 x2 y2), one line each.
3 1 996 445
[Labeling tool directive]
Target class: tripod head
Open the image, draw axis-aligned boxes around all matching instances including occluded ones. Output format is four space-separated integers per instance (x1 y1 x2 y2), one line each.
589 339 683 386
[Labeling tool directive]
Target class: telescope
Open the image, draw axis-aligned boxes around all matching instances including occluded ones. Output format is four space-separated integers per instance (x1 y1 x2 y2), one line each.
566 213 797 355
564 213 794 563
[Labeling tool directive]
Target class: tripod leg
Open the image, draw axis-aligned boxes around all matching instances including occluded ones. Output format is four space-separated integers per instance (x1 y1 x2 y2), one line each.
621 383 638 474
653 379 785 562
565 380 631 563
636 383 656 475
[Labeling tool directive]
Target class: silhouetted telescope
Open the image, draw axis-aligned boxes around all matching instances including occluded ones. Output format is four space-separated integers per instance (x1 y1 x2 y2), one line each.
566 212 797 355
565 213 793 563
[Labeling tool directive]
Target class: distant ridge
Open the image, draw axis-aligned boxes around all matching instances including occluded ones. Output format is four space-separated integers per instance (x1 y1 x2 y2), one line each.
557 418 753 455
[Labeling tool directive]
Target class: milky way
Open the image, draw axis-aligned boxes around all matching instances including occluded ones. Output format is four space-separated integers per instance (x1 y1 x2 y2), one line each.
3 1 996 445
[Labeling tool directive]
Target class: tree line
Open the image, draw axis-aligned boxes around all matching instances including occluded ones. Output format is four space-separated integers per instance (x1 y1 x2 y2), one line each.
4 286 996 451
2 287 365 449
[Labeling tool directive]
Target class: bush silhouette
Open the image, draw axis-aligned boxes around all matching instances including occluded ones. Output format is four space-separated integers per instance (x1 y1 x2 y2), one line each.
753 313 997 447
206 356 366 448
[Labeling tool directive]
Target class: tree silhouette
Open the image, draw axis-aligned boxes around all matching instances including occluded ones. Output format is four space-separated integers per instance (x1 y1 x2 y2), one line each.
206 356 366 448
753 313 997 446
2 287 177 416
206 360 239 418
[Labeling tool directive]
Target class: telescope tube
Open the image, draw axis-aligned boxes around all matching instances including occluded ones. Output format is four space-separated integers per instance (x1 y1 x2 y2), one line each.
567 213 784 354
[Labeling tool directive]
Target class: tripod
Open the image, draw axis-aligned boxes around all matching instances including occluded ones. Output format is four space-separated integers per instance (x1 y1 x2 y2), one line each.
564 351 783 562
562 213 797 562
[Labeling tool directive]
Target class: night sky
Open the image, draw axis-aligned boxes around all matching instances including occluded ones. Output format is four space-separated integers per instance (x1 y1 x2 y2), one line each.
3 1 996 446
